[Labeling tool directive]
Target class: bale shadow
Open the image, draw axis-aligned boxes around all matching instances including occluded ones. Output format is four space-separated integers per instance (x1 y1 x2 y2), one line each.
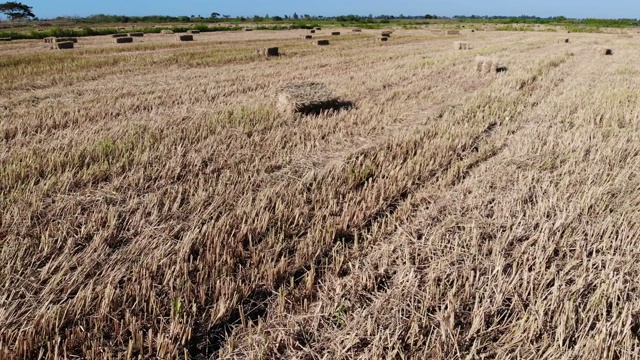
298 100 355 116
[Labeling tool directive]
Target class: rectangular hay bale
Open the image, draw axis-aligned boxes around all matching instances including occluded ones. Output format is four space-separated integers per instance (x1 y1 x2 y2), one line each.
129 32 144 37
111 33 128 38
475 56 503 74
308 30 316 34
377 36 389 42
187 29 200 34
314 27 322 30
597 47 613 55
114 37 133 43
454 41 470 50
257 47 279 56
331 32 341 35
53 41 74 49
352 29 362 32
300 35 313 39
53 37 78 43
277 82 351 115
314 40 330 46
178 34 194 41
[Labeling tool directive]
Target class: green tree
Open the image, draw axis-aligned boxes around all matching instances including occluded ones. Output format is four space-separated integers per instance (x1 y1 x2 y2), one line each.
0 1 35 20
293 12 299 20
210 12 220 19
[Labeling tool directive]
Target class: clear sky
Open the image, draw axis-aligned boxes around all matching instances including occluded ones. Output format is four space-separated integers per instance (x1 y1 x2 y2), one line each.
25 0 640 20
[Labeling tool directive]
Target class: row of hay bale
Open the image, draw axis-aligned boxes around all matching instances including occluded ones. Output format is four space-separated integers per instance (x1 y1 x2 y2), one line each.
45 37 78 49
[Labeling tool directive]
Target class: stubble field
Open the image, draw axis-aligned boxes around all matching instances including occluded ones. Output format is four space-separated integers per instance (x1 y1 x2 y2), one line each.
2 28 640 359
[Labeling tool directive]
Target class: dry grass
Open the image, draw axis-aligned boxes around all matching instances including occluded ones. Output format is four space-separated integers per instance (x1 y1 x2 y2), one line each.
2 29 640 360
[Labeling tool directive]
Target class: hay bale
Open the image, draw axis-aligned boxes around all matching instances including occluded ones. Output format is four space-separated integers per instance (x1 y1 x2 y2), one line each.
314 40 330 46
111 33 128 38
352 29 362 32
558 38 569 43
446 30 461 35
0 37 11 41
53 41 74 49
597 47 613 55
53 37 77 43
381 31 391 37
308 30 316 34
377 36 389 42
160 30 174 34
331 32 341 36
277 82 352 115
314 27 322 30
43 36 55 43
300 35 313 39
114 37 133 43
257 47 279 57
454 41 470 50
129 32 144 37
475 56 504 74
244 28 253 32
178 34 194 41
187 29 200 34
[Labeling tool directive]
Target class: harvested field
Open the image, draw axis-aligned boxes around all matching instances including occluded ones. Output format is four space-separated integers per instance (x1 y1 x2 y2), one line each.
3 29 640 360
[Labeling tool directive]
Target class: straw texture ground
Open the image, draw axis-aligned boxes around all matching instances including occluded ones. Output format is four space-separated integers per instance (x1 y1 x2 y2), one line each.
2 29 640 360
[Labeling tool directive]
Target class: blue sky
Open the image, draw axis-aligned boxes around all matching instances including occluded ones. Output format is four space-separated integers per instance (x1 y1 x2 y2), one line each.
25 0 640 20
